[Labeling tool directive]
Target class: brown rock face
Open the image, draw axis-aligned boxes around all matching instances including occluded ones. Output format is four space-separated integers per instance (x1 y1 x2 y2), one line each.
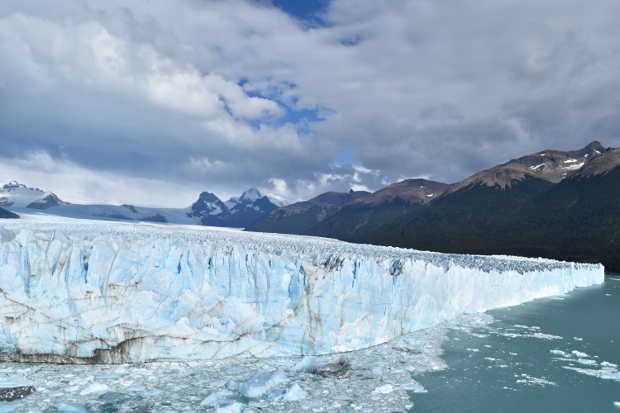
448 141 608 192
353 179 450 205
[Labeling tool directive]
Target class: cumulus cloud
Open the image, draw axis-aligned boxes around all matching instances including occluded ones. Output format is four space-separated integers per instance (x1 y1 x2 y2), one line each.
1 0 619 205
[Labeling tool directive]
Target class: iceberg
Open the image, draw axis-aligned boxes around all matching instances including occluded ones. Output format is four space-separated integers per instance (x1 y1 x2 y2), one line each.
0 214 604 363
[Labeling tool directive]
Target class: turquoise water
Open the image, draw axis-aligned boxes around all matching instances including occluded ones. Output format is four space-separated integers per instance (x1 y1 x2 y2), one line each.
414 277 620 412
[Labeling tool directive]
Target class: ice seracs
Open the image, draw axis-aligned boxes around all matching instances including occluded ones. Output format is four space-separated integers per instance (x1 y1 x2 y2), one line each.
0 214 604 364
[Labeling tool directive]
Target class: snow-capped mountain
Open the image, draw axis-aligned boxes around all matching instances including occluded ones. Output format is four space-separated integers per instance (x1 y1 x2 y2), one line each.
188 191 230 225
189 188 279 227
0 181 64 209
0 206 18 219
0 181 281 228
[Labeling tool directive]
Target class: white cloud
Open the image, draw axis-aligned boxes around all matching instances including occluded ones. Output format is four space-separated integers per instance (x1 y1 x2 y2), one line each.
0 152 201 207
1 0 620 205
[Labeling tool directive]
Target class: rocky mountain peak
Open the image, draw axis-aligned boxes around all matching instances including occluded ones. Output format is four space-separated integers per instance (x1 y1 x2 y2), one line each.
2 181 42 193
0 181 62 209
239 188 262 202
355 178 450 205
449 141 613 193
584 140 606 154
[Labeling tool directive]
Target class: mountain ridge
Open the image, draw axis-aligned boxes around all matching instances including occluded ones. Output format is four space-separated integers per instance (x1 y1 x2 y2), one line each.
248 141 620 272
0 183 280 228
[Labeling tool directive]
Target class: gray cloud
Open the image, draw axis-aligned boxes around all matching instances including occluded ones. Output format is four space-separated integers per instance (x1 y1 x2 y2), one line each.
1 0 619 205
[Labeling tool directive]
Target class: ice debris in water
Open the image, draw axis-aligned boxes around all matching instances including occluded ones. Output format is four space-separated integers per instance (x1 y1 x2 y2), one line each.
373 384 394 394
231 370 290 399
487 324 563 340
0 313 465 413
515 373 557 387
549 348 620 382
0 376 35 403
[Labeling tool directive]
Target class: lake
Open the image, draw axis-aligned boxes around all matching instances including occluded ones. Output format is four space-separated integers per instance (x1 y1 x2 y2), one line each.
414 276 620 412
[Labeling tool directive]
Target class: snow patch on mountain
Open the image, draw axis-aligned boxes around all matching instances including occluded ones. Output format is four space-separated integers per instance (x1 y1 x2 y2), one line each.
1 182 281 228
0 181 63 209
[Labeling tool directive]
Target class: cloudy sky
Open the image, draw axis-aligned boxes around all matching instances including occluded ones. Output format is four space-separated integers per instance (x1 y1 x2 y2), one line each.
1 0 619 206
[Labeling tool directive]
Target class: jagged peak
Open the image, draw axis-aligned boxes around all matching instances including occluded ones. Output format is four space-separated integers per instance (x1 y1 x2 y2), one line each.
240 188 262 202
196 191 222 203
584 140 606 153
2 181 42 193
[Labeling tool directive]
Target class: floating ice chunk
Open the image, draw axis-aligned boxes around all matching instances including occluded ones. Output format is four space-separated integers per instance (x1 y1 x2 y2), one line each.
95 373 123 380
0 376 30 388
0 404 23 413
215 403 246 413
550 349 569 357
571 350 590 358
201 390 238 408
278 383 308 401
500 331 562 340
564 363 620 382
294 356 317 372
373 384 394 394
80 382 110 395
236 371 289 399
573 337 584 341
45 404 92 413
614 401 620 408
515 374 557 387
401 380 427 393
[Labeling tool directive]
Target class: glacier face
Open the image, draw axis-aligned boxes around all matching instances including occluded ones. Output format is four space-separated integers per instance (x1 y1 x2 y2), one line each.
0 215 604 363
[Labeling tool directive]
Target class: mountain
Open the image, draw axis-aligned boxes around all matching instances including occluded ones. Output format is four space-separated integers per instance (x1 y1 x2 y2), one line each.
447 140 606 192
0 182 280 228
247 179 448 237
248 141 620 272
248 190 371 234
189 188 279 227
356 179 450 205
0 181 64 209
224 188 280 227
0 206 18 219
376 144 620 270
188 191 231 226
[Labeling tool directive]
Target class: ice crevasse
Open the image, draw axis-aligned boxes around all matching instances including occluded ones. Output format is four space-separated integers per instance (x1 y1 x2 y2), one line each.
0 217 604 363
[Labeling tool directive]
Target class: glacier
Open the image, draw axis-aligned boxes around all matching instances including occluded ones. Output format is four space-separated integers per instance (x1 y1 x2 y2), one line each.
0 214 604 364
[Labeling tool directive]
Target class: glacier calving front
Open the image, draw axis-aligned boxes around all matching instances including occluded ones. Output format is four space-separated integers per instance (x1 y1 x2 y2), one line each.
0 216 604 363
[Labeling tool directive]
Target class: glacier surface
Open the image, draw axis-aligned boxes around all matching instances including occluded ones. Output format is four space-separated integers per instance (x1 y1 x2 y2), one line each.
0 214 604 363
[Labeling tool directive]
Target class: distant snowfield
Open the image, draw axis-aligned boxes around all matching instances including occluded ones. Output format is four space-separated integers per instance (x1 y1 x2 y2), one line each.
0 213 604 363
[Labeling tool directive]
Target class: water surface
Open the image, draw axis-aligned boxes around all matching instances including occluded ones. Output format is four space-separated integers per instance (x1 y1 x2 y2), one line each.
414 276 620 412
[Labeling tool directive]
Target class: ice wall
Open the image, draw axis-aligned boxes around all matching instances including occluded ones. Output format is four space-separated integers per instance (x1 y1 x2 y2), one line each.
0 217 604 363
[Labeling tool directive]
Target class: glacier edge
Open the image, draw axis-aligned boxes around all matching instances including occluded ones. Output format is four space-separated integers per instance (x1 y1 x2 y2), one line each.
0 216 604 363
